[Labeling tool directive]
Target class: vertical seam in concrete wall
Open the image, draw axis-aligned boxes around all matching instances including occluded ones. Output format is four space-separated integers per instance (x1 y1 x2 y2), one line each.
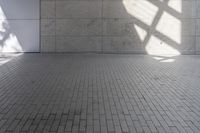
40 0 198 54
195 0 197 54
101 0 103 53
55 0 57 52
39 0 41 53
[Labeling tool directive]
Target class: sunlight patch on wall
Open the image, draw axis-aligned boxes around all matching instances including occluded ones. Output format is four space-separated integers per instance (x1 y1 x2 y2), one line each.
0 7 22 53
134 24 147 41
0 33 23 52
0 53 22 66
156 12 181 44
168 0 182 13
0 6 6 20
123 0 158 25
146 35 181 56
122 0 182 59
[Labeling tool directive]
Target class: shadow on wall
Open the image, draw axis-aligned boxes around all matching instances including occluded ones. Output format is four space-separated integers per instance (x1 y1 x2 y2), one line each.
0 0 196 61
110 0 195 62
0 0 39 53
0 6 23 52
0 53 22 66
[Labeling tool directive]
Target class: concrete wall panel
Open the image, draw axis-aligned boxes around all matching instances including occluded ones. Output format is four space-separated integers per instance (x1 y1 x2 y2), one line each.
0 0 39 19
40 0 200 54
0 0 40 53
56 37 102 52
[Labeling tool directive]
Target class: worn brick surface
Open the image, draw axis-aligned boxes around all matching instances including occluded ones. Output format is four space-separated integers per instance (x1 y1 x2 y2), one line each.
0 54 200 133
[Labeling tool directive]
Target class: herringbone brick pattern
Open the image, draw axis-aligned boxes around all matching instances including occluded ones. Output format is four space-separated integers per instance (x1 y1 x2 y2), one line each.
0 54 200 133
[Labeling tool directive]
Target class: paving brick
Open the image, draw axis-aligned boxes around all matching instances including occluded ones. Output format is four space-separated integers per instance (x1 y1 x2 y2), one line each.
0 54 200 133
65 120 73 132
79 120 86 132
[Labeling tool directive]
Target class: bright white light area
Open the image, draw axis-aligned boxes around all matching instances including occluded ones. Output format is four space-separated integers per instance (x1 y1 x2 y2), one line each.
0 33 23 52
168 0 182 13
0 7 6 20
0 53 22 66
0 7 23 53
134 24 147 41
145 35 181 56
156 12 181 44
0 21 7 36
123 0 159 25
161 59 175 62
153 56 175 62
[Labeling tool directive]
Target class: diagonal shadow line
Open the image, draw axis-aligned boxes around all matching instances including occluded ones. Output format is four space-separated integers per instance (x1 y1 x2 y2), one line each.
149 0 182 19
0 27 11 52
122 0 184 52
153 55 175 59
156 58 174 62
0 31 10 46
132 18 181 51
142 0 171 51
153 31 182 50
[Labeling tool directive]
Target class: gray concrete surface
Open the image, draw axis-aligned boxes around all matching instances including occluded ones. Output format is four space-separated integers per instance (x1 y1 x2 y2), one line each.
0 54 200 132
0 0 40 52
41 0 200 54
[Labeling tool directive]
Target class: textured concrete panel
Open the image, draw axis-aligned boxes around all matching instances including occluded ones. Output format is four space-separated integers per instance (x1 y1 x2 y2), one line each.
103 19 139 36
152 18 195 43
197 1 200 18
56 19 102 36
41 36 56 52
40 0 200 54
181 19 196 36
181 0 196 19
103 1 131 19
0 0 39 53
41 1 55 19
0 0 39 19
56 37 101 52
56 1 102 18
196 19 200 36
103 37 144 53
181 36 196 52
7 20 40 52
41 19 56 36
196 37 200 53
0 20 39 52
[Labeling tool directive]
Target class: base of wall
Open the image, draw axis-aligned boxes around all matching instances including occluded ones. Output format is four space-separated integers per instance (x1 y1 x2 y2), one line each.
39 50 199 55
1 50 200 55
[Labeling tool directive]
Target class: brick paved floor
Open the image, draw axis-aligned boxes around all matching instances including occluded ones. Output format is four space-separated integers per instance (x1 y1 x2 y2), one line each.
0 54 200 133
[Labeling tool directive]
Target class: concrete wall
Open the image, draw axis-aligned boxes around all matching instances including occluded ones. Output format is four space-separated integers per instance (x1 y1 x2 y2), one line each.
0 0 40 52
40 0 199 54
